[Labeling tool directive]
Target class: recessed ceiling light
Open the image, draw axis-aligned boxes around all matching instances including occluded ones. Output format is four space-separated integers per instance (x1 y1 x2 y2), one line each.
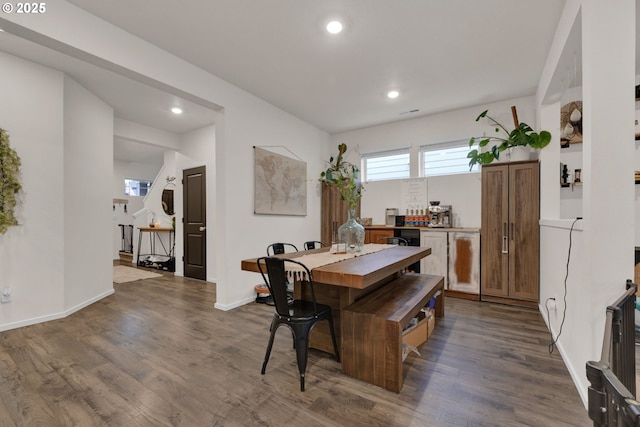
326 20 343 34
387 90 400 99
171 107 183 115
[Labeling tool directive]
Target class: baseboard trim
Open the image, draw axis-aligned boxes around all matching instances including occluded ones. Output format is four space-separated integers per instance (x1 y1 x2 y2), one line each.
444 290 480 301
214 295 255 311
0 289 115 333
481 294 538 309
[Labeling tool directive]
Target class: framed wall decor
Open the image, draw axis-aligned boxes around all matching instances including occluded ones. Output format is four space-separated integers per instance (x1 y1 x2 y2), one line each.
254 146 307 216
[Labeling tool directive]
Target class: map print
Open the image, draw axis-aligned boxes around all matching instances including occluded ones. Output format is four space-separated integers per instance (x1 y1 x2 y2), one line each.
254 147 307 216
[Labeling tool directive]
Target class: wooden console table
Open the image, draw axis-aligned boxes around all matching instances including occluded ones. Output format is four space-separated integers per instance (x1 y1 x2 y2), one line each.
136 227 175 272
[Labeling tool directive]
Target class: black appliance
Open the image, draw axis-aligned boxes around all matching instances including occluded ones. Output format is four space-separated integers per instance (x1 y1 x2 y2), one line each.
394 228 420 273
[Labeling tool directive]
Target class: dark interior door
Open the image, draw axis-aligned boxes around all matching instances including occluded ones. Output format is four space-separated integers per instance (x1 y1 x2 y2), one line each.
183 166 206 280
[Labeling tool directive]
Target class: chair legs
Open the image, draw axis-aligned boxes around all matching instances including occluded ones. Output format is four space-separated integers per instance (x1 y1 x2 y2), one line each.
261 314 339 392
292 323 313 392
261 314 278 375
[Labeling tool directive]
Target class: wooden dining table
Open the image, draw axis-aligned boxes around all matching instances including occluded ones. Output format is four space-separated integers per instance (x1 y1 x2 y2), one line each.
241 245 432 354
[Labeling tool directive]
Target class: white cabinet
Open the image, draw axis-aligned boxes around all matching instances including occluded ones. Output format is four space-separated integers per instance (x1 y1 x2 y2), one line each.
448 231 480 294
420 231 448 284
420 229 480 297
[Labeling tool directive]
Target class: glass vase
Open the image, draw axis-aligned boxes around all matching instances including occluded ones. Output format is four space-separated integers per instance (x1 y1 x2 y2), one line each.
338 209 365 254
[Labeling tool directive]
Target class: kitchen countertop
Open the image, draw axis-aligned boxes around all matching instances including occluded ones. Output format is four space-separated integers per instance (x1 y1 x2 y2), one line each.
365 225 480 232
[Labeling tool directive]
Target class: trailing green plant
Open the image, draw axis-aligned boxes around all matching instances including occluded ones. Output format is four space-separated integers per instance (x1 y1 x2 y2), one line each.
467 108 551 169
0 128 22 234
319 143 363 210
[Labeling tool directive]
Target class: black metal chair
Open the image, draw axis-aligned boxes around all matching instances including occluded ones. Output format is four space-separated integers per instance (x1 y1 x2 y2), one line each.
303 241 326 250
377 236 409 246
266 242 298 256
257 257 340 391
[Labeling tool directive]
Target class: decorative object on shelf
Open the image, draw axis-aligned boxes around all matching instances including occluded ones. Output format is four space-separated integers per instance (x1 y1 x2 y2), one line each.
467 106 551 168
0 128 22 235
320 143 365 253
574 169 582 183
560 101 583 147
360 217 373 226
560 163 570 187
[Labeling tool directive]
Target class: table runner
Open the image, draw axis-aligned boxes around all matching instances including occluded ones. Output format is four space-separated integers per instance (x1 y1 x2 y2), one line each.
285 243 393 280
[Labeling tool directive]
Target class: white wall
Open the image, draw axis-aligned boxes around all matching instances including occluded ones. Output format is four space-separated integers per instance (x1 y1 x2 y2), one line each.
0 51 115 331
114 118 181 152
111 196 143 261
333 96 537 227
113 160 162 194
112 159 152 260
63 76 114 309
537 0 636 406
1 2 330 311
112 120 171 261
539 220 586 388
0 51 65 329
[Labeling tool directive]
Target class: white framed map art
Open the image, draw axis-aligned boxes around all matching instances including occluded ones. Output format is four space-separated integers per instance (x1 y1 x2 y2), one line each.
254 146 307 216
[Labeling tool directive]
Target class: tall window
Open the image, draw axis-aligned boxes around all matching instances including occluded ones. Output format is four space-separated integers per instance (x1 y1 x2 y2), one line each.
420 140 478 177
362 148 410 182
124 179 152 196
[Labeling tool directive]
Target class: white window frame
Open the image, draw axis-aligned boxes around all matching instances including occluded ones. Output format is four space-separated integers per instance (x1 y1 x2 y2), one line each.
124 178 153 197
361 148 411 182
419 140 478 177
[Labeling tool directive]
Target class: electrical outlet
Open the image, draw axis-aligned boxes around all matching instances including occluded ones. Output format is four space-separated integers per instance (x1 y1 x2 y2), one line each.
1 288 12 303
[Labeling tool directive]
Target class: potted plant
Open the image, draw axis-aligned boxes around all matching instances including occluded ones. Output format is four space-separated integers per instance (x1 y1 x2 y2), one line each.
319 143 364 253
467 106 551 169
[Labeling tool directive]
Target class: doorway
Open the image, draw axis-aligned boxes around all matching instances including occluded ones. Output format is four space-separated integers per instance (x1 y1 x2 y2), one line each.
183 166 207 280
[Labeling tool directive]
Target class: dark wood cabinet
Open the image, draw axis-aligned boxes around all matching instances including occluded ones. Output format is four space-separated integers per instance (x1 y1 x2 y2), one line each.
364 227 394 244
321 183 360 246
481 161 539 307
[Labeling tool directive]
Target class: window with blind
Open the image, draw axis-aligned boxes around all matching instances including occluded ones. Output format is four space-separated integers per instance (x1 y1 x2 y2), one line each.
420 141 478 177
124 178 152 196
362 148 410 182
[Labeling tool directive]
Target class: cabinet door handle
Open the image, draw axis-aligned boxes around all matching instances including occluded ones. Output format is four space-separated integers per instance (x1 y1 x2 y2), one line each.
199 226 207 232
502 223 509 254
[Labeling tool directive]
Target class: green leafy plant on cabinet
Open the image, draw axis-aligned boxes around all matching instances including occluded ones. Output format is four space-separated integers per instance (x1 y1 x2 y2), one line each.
467 106 551 169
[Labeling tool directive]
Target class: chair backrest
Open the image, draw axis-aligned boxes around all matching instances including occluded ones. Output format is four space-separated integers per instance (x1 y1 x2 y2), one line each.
377 237 408 246
257 257 318 316
266 242 299 256
304 241 325 250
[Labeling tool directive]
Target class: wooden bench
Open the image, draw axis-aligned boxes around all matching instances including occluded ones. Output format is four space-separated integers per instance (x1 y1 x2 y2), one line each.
341 273 445 392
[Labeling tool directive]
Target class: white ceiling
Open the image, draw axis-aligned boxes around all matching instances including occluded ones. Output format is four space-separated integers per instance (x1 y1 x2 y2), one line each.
14 1 636 165
59 0 566 135
0 30 218 164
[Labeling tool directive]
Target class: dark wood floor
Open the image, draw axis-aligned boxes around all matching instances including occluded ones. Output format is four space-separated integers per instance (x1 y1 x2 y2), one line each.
0 269 590 426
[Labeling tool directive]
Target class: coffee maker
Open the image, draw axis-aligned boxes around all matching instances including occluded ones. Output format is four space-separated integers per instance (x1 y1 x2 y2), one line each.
385 208 398 226
427 201 452 228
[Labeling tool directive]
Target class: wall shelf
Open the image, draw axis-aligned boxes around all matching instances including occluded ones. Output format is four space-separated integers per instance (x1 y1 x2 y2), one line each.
561 138 583 148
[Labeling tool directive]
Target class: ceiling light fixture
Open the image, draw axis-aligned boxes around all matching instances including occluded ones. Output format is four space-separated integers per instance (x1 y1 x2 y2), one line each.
326 20 343 34
387 90 399 99
171 107 183 115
